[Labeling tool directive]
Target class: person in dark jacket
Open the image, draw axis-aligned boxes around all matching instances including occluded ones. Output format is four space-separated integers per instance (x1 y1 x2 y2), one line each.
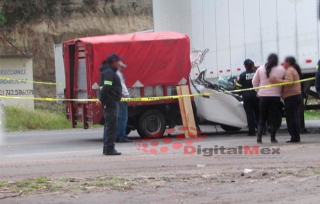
315 60 320 96
98 54 123 156
236 59 260 136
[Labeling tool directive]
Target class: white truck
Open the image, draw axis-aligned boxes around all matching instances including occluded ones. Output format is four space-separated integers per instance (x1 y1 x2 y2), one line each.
153 0 320 131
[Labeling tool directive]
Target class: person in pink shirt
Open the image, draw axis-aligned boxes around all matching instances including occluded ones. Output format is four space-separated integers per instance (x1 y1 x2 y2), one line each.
252 54 286 143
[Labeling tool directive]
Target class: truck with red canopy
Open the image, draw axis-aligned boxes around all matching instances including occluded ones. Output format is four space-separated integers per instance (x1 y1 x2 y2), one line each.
63 31 192 137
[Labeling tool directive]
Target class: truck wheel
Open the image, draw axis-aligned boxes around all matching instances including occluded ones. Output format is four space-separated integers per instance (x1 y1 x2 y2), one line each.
220 124 241 132
138 110 166 138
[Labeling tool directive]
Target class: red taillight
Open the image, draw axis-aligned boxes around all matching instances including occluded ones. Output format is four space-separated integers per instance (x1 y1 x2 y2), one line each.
306 59 312 63
227 69 231 72
237 68 241 71
219 70 223 73
210 71 214 74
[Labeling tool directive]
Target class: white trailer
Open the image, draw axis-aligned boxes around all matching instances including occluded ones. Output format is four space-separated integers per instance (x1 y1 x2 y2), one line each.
154 0 319 77
153 0 320 131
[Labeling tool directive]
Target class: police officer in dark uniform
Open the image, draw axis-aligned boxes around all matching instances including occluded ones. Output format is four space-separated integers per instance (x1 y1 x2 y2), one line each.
98 54 123 156
236 59 260 136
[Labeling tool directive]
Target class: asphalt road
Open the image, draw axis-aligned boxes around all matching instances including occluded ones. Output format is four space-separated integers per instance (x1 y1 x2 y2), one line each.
0 121 319 180
0 121 320 203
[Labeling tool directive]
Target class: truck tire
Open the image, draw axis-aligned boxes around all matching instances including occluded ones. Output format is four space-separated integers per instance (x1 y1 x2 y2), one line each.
137 110 166 138
220 124 241 132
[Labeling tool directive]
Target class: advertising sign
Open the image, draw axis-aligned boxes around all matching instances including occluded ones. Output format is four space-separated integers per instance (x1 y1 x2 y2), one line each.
0 57 34 109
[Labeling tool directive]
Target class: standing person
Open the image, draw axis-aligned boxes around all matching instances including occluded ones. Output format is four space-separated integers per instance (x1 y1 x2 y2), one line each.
270 57 302 143
98 54 122 156
315 60 320 97
236 59 260 136
116 61 132 143
252 53 286 143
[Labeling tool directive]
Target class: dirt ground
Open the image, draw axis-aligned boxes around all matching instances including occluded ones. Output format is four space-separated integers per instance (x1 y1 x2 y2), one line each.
1 128 320 204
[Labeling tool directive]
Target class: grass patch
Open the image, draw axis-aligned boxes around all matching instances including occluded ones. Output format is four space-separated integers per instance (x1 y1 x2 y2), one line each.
16 179 32 187
11 188 19 193
304 110 320 120
282 171 293 175
80 185 87 191
46 184 63 192
5 106 71 131
160 177 171 182
4 105 102 132
94 181 110 187
88 177 131 190
0 181 9 187
309 169 320 174
0 176 136 195
36 177 51 184
28 183 39 190
94 177 125 187
22 183 39 193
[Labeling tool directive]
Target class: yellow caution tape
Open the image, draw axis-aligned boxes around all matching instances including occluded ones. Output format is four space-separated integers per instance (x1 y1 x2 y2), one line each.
0 77 65 86
0 94 210 102
121 92 211 102
228 77 315 94
0 95 96 102
0 77 315 102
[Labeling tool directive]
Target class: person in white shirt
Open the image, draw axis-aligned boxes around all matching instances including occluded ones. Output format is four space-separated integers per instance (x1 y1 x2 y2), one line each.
116 61 132 143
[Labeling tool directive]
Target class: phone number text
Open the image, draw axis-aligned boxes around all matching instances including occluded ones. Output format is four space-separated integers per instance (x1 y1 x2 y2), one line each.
0 89 34 96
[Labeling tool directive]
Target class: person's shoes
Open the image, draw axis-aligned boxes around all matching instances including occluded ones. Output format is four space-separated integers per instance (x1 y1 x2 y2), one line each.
119 139 133 143
257 126 263 143
104 149 121 156
270 126 278 144
286 139 300 143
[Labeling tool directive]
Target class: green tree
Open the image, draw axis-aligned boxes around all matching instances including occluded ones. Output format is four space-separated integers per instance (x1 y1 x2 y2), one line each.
0 11 7 23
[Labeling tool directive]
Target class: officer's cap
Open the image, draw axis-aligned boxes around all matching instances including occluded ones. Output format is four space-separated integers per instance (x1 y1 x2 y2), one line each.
107 53 122 64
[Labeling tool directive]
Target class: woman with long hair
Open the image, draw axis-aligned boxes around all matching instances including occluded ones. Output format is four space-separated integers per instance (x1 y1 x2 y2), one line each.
252 54 286 143
270 57 302 143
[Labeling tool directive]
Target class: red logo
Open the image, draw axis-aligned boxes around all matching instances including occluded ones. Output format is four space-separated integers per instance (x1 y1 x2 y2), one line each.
134 126 206 155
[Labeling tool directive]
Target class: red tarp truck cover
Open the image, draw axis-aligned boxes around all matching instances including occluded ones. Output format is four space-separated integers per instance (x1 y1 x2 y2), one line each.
64 31 191 89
